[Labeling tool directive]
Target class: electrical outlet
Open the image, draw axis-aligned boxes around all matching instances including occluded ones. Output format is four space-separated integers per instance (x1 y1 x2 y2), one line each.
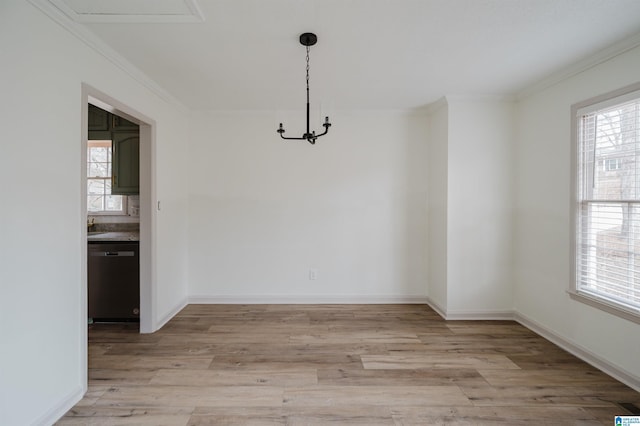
309 268 318 280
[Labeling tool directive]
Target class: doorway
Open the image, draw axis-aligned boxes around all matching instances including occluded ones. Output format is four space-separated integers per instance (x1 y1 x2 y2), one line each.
80 85 156 388
81 84 155 331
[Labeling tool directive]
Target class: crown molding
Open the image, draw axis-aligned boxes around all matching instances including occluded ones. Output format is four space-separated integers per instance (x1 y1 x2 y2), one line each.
517 31 640 100
425 96 448 115
48 0 204 23
424 94 516 115
28 0 188 112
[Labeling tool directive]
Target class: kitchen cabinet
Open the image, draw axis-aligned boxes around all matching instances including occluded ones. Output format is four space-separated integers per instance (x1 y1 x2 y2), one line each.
88 104 110 131
88 104 138 133
87 104 140 194
112 114 138 131
112 132 139 195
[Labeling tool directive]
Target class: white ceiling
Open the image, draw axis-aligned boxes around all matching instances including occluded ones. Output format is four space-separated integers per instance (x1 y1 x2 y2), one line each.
52 0 640 110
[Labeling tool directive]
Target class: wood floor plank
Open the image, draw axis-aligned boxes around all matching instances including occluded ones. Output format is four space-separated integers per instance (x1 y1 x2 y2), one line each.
361 354 521 370
89 355 213 370
290 331 421 344
282 385 472 407
187 406 397 426
389 406 602 425
478 369 624 387
208 353 363 371
150 368 318 387
56 407 192 426
283 406 395 425
416 334 559 355
317 367 487 387
99 342 220 357
89 368 157 385
584 406 640 423
459 384 627 407
506 352 599 370
93 385 284 408
187 407 286 426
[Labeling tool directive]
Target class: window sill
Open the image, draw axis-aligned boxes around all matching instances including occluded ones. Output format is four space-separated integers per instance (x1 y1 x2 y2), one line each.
88 211 128 216
567 290 640 324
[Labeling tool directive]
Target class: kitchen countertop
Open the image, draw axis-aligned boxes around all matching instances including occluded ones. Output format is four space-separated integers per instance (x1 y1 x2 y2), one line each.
88 231 139 242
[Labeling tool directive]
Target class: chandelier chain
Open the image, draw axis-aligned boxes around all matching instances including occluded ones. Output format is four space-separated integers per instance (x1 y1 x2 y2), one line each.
306 45 310 91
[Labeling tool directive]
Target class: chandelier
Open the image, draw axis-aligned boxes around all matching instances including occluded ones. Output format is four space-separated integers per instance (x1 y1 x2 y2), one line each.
277 32 331 145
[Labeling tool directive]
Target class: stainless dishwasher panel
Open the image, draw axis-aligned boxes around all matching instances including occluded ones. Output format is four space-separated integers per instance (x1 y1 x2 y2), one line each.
88 242 139 320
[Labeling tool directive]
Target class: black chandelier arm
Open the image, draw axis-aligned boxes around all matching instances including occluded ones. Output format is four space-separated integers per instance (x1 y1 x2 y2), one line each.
310 128 328 139
314 121 332 138
277 116 331 143
278 132 322 143
278 133 308 141
277 123 307 140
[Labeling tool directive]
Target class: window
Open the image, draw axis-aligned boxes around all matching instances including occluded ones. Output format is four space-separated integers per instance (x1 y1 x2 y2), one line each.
572 84 640 323
87 140 125 214
603 157 621 172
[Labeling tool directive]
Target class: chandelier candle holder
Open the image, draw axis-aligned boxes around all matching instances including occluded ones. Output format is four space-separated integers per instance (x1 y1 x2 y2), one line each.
277 32 331 145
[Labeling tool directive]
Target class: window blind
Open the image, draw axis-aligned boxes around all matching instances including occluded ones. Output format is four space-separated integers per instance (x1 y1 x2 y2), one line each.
576 93 640 314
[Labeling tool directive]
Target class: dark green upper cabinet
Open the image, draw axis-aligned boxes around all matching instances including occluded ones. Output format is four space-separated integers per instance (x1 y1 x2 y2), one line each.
88 104 139 139
112 114 138 131
88 104 109 131
112 132 139 195
87 104 140 195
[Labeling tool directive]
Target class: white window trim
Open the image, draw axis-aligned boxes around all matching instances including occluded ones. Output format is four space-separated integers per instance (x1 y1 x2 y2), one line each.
87 140 128 216
570 81 640 324
87 198 129 216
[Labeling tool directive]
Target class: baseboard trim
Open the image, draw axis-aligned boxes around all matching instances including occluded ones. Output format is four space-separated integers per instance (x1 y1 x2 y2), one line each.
515 312 640 392
425 297 447 319
444 310 515 321
32 384 84 426
188 295 429 305
154 297 188 332
425 297 515 320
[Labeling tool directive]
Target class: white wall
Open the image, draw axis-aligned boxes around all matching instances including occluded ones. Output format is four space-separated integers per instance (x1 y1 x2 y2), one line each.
154 112 190 322
446 98 514 315
427 100 448 310
0 1 189 424
514 45 640 381
426 97 514 317
188 110 428 301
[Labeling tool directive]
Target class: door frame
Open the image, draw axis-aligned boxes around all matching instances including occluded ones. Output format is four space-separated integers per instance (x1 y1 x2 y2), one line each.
80 83 157 383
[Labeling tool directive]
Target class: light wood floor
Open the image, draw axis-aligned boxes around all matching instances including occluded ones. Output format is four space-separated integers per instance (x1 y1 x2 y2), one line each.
58 304 639 425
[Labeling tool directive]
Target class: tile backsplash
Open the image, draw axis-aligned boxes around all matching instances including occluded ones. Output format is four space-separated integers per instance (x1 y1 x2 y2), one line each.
88 196 140 226
128 195 140 217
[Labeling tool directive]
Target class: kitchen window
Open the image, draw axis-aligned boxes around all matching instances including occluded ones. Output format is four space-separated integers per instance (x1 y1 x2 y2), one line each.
87 140 126 214
571 83 640 323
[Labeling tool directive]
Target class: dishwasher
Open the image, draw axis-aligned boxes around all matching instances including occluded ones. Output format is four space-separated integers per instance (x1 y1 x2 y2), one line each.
88 242 140 321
